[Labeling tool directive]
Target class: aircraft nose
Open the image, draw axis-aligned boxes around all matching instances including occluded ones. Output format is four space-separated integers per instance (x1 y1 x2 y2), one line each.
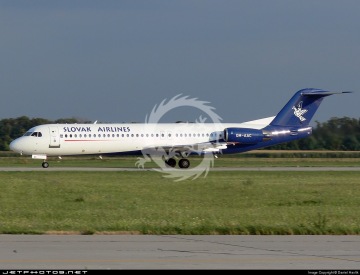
10 139 23 154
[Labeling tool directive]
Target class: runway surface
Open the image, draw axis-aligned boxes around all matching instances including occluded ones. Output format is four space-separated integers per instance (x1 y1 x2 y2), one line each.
0 235 359 270
1 166 360 171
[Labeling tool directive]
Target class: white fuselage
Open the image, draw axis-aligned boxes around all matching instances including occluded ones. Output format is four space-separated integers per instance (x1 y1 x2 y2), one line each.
10 117 274 158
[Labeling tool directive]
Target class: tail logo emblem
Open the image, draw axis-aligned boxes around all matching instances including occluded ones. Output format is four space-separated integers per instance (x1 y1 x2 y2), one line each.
292 101 307 122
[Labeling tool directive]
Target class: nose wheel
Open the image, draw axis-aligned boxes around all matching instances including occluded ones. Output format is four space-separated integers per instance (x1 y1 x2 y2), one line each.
42 161 49 168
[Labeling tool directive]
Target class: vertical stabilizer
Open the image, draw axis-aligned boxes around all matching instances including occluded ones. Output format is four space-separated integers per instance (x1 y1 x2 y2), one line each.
270 88 351 127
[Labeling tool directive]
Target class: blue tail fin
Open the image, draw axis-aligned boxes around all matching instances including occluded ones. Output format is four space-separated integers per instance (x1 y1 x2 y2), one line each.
270 88 351 127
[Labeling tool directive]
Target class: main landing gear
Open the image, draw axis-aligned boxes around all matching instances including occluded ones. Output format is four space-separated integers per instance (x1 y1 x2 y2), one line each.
42 161 49 168
165 157 190 169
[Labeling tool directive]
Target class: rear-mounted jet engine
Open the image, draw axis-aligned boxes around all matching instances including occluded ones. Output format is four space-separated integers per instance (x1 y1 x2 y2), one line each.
224 128 272 144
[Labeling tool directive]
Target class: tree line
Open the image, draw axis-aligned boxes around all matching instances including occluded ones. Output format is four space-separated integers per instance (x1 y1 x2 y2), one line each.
0 116 359 151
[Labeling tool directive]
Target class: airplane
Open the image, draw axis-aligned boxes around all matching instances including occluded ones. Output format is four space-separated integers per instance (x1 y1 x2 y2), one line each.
9 88 351 169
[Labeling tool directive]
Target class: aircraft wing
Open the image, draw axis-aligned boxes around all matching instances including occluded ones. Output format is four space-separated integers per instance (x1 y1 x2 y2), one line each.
141 141 228 157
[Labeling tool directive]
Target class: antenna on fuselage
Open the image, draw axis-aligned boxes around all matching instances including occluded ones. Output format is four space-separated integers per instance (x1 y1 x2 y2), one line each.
93 120 98 124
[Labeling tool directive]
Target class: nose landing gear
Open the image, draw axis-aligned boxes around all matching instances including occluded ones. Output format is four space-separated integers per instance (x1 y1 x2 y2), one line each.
42 161 49 168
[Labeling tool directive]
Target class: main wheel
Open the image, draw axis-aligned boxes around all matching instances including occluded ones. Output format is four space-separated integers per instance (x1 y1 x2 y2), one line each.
42 162 49 168
178 158 190 169
165 157 176 168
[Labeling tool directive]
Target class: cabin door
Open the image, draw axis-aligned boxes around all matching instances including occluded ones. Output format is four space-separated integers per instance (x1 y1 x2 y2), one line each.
49 127 60 148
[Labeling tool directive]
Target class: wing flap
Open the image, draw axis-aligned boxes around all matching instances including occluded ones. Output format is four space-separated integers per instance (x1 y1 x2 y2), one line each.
142 142 228 154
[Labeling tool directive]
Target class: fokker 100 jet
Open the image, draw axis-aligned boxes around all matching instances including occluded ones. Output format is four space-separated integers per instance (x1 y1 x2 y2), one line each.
10 88 351 168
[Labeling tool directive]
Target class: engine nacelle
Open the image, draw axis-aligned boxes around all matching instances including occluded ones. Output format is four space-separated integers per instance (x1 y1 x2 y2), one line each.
224 128 272 144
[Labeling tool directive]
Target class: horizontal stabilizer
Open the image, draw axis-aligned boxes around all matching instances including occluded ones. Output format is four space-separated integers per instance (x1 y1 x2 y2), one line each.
301 91 353 96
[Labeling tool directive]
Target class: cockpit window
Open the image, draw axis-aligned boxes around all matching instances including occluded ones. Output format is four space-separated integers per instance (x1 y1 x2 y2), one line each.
23 131 33 136
30 132 42 137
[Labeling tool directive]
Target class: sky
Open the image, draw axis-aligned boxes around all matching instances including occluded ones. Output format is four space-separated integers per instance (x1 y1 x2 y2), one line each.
0 0 359 126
